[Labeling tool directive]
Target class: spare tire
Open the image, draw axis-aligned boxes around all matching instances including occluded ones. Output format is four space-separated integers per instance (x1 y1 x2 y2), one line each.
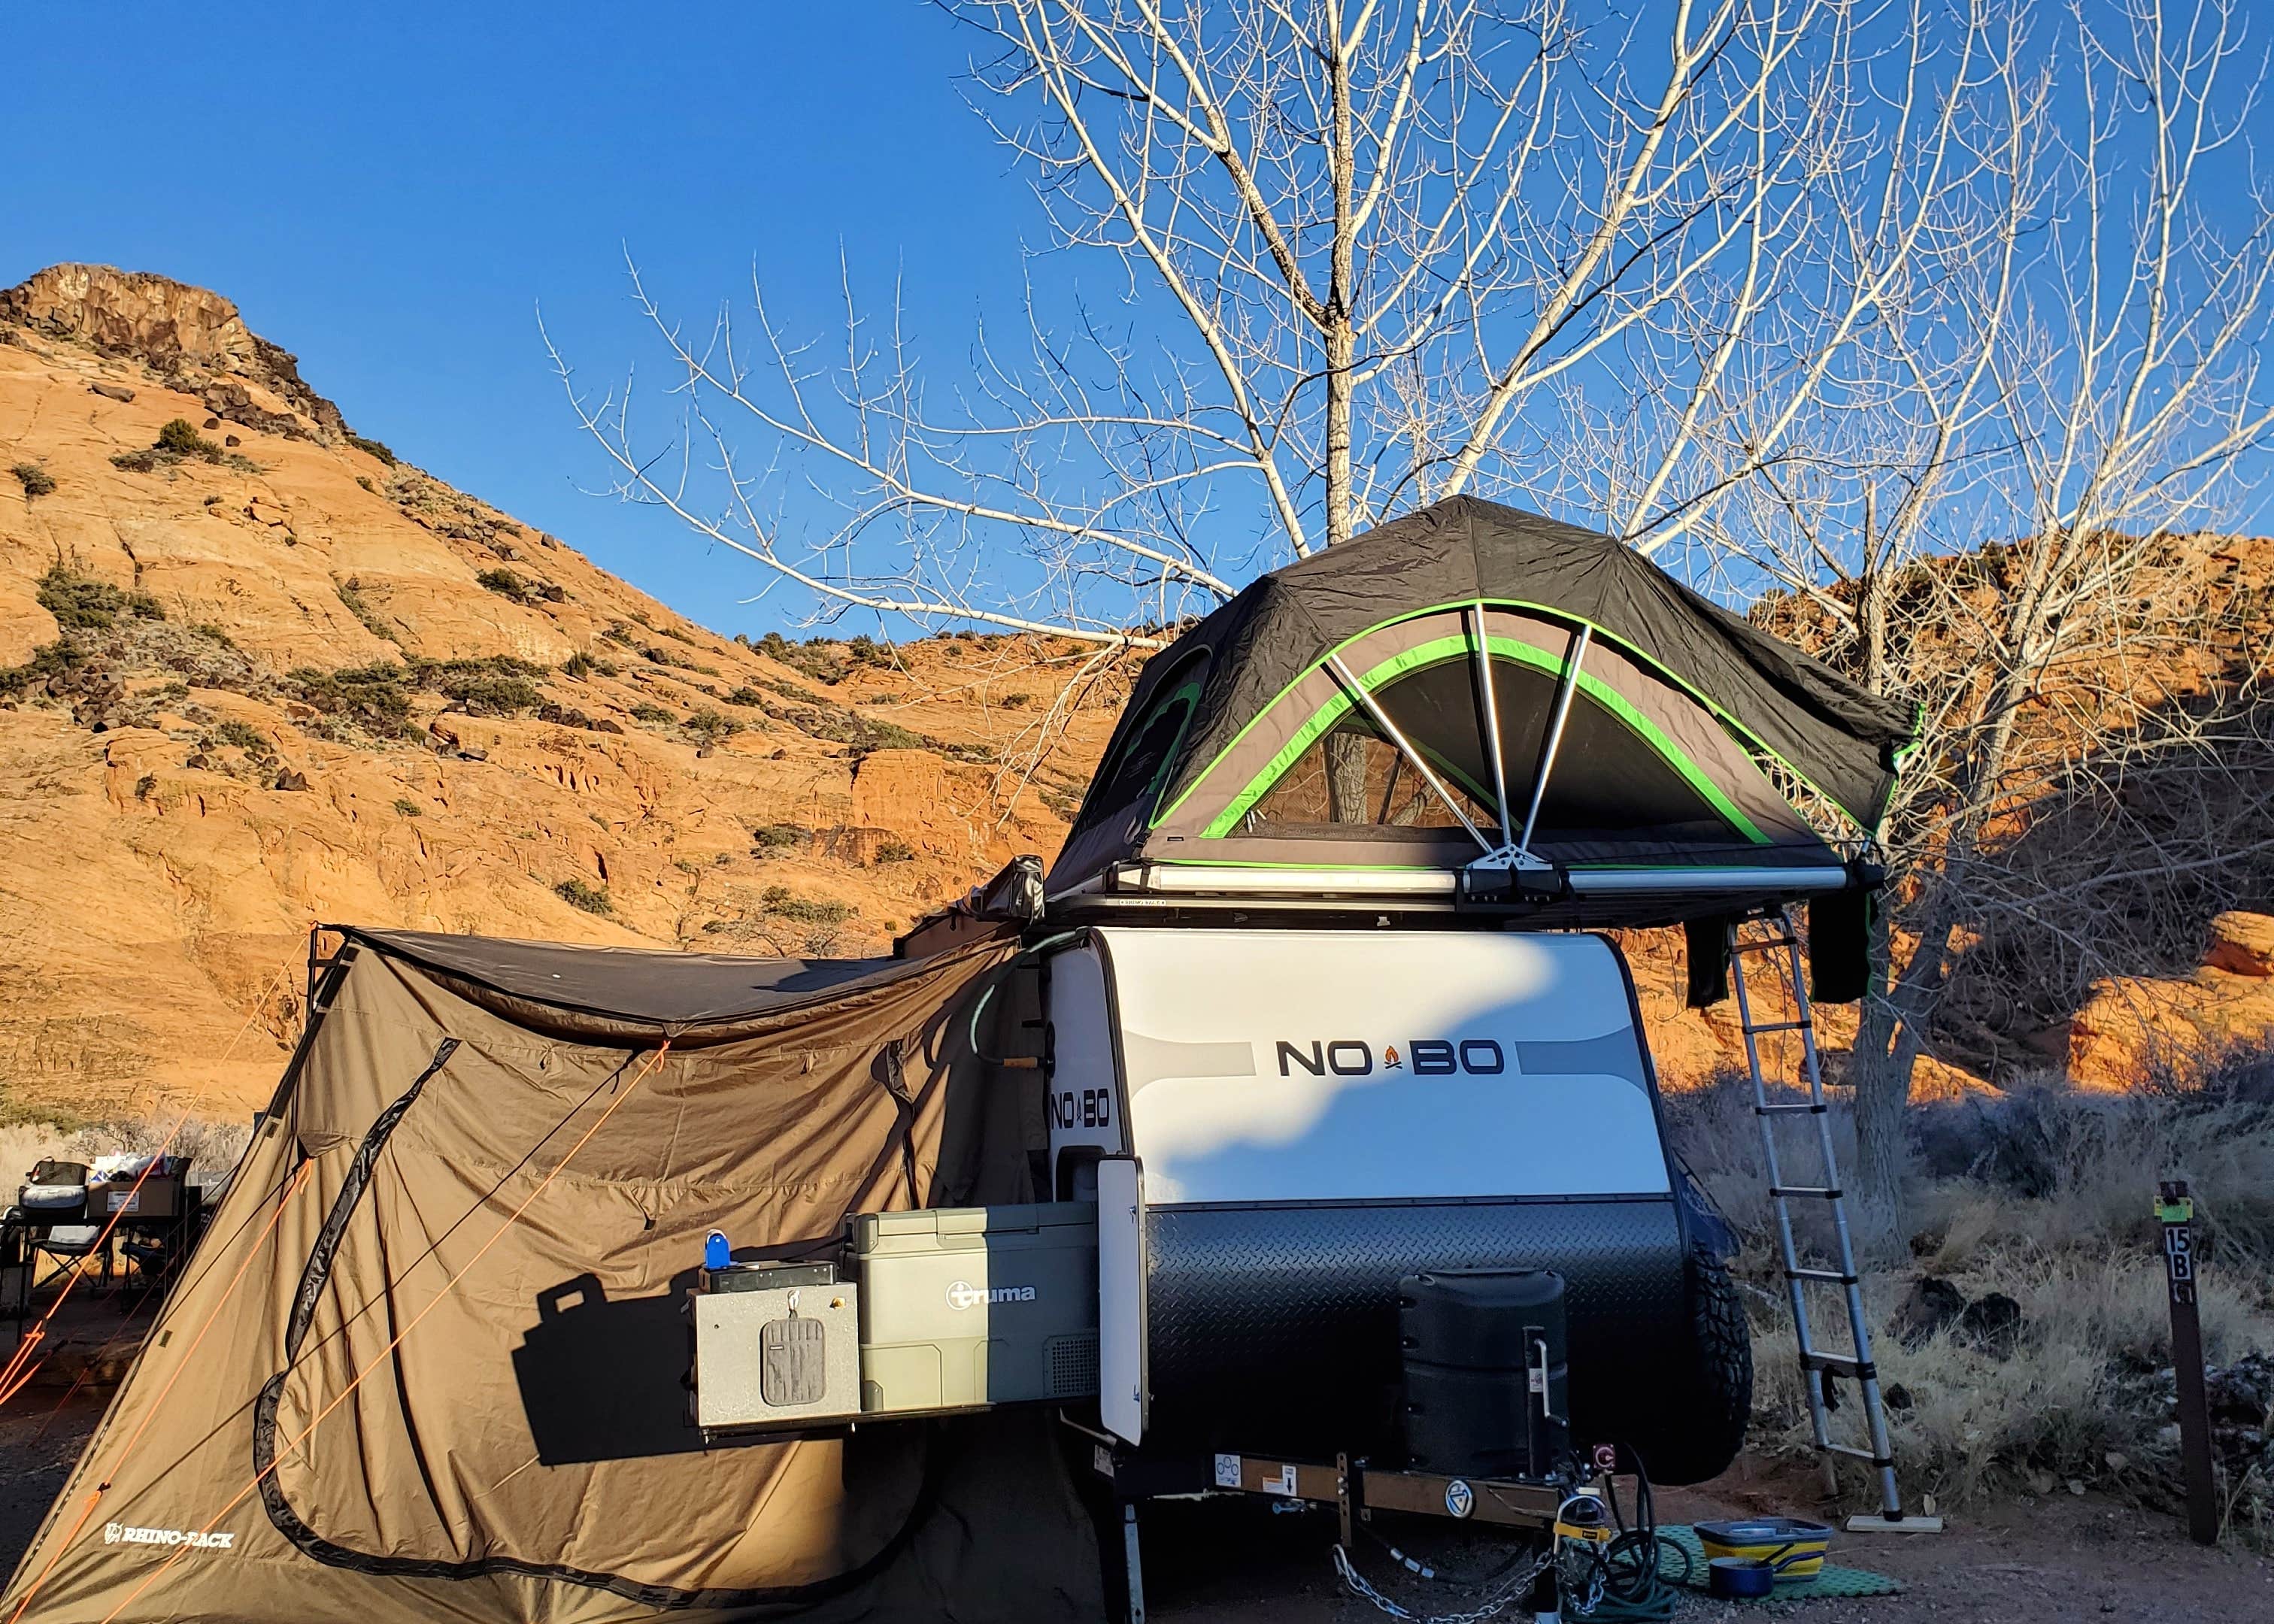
1630 1249 1754 1486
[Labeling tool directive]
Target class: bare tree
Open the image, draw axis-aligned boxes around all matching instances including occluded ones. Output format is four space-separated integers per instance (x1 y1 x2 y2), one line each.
553 0 1927 647
556 1 2273 1245
1697 0 2274 1241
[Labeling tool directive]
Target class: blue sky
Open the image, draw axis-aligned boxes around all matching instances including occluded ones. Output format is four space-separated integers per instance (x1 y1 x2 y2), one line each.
10 5 2267 640
4 3 1035 638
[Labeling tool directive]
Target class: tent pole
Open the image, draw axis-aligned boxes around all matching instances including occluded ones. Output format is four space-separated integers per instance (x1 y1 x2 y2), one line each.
1516 625 1591 859
1469 603 1516 850
1323 654 1493 852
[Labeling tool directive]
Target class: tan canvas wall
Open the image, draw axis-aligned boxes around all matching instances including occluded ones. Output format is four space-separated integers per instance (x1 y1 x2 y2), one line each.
3 933 1101 1623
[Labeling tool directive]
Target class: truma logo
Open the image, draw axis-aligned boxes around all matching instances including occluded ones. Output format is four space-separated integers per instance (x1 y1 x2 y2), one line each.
1275 1038 1505 1077
945 1280 1037 1310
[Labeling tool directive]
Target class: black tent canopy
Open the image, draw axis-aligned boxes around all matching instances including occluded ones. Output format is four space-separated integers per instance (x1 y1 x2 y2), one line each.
1048 497 1915 919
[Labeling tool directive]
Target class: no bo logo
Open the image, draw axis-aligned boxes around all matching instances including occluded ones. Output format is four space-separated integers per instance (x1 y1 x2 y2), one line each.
1275 1038 1505 1077
1050 1087 1112 1131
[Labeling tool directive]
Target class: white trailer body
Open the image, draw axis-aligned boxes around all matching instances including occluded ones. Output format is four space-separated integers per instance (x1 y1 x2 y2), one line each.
1044 928 1670 1205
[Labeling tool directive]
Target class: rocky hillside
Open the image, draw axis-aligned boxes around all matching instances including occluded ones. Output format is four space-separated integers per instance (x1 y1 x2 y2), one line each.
0 266 1120 1119
3 265 2266 1127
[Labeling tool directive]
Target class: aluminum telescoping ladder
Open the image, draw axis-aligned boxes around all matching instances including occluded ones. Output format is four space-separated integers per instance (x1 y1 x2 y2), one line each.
1728 907 1906 1523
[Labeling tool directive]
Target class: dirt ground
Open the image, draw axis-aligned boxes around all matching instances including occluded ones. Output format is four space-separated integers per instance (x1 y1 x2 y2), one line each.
1135 1470 2274 1622
4 1396 2268 1619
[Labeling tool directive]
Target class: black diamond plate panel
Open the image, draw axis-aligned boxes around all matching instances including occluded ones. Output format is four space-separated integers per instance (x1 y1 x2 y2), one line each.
1142 1198 1685 1459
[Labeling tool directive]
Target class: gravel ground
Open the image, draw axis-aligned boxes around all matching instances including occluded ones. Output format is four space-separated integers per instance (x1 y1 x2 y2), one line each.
5 1399 2269 1620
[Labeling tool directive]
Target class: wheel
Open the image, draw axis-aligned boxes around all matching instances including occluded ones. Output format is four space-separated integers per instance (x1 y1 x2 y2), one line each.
1630 1249 1754 1486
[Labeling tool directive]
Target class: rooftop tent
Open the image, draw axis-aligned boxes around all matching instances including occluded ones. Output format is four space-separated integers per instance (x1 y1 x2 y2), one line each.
0 927 1102 1624
1049 496 1916 916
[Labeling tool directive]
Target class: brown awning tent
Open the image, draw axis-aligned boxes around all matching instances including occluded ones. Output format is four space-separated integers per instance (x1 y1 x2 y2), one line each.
1 927 1102 1623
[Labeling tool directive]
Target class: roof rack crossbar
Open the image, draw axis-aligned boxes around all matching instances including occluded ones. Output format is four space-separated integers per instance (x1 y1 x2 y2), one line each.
1079 862 1854 902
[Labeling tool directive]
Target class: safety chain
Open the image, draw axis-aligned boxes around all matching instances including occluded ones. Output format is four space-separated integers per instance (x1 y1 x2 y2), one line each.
1330 1544 1555 1624
1560 1540 1607 1616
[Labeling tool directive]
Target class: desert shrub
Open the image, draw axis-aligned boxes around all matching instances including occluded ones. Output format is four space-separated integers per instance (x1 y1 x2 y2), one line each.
876 838 917 864
414 655 544 716
393 798 422 817
288 662 415 733
334 579 399 644
356 475 377 493
760 886 853 927
0 640 83 699
562 652 595 679
346 433 397 465
210 718 270 753
756 631 854 686
477 568 530 601
157 418 220 459
723 686 765 707
629 702 675 725
37 562 164 629
1666 1073 2274 1529
553 878 611 915
750 824 808 851
13 461 55 498
686 709 739 745
133 773 156 801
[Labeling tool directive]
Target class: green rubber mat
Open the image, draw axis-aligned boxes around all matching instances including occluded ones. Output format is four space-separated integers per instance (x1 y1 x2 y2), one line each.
1654 1525 1904 1599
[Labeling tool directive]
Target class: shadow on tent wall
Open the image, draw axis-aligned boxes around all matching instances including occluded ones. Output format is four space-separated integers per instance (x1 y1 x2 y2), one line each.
511 1268 707 1465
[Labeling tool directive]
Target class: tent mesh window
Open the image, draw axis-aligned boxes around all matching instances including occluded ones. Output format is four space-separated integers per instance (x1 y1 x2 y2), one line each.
1069 650 1208 839
1243 705 1496 833
1480 653 1754 845
1231 643 1754 848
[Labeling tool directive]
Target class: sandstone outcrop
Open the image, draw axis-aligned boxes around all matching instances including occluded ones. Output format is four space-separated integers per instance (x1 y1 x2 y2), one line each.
2067 911 2274 1089
1 267 1113 1116
2 264 349 442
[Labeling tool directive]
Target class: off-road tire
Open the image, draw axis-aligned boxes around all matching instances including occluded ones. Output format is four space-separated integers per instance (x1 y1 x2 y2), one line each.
1633 1249 1754 1486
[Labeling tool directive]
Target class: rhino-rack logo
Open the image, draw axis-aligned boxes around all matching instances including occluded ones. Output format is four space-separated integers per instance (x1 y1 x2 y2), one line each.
945 1280 1037 1310
104 1523 235 1551
1276 1038 1505 1077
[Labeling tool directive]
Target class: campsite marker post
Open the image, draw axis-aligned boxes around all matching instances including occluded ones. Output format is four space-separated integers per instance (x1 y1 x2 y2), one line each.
2156 1180 2217 1545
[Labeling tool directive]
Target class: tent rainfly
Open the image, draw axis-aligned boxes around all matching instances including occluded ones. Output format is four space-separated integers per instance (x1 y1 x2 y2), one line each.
1048 496 1918 920
0 928 1102 1624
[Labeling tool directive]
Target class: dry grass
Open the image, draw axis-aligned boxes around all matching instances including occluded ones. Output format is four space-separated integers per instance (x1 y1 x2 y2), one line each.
1665 1071 2274 1542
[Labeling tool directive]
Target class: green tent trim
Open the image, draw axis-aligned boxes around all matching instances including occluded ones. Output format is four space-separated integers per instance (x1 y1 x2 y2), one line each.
1192 630 1773 844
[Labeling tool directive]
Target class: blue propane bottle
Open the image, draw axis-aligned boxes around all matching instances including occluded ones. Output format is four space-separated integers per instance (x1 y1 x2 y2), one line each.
704 1230 730 1271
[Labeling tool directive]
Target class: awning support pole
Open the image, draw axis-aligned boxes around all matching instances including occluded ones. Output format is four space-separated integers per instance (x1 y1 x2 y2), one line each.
1323 653 1493 853
1469 603 1516 850
1515 624 1591 859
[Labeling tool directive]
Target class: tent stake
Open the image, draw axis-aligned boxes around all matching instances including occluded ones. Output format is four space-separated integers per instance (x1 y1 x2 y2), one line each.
1515 625 1590 860
1324 654 1492 851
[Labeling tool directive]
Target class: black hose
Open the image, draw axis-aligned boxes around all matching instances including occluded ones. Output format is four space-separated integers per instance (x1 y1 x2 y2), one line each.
1556 1447 1687 1619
